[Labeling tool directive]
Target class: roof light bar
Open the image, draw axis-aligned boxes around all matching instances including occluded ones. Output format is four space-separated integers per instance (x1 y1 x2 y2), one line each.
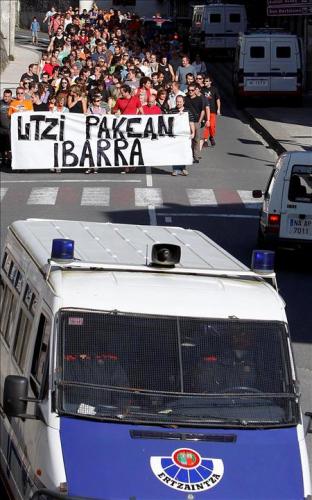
251 250 275 274
51 239 74 261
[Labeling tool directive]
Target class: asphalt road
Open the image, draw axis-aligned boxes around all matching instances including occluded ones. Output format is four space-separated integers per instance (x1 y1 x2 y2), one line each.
1 33 311 493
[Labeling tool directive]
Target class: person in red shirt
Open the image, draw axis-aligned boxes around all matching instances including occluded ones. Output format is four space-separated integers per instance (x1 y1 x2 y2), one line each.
113 84 143 115
43 55 60 77
142 94 161 115
113 85 143 174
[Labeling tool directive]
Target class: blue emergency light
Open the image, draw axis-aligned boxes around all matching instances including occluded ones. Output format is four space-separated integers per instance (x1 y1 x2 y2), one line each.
251 250 275 273
51 239 75 260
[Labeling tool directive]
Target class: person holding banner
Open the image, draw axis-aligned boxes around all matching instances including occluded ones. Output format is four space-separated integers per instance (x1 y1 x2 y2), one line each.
8 88 33 116
113 84 143 174
170 95 195 177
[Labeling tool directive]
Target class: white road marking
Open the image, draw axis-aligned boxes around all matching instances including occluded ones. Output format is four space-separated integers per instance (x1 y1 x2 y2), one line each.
145 166 153 187
135 188 163 207
238 190 263 209
158 212 259 219
0 188 8 201
81 187 110 206
2 179 141 184
187 189 218 206
27 187 58 205
145 167 157 225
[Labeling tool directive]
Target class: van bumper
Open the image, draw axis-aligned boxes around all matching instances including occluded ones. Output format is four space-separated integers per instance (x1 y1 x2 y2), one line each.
238 89 302 97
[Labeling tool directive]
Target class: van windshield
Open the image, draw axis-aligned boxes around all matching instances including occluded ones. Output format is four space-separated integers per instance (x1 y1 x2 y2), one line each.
55 311 298 428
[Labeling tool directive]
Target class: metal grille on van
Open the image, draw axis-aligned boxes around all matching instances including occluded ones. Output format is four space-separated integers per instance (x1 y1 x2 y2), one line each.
56 311 298 427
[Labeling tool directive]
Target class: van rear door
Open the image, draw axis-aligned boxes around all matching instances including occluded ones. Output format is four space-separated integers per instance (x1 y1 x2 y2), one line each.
204 5 226 48
225 6 246 48
244 37 271 93
279 163 312 241
270 37 299 92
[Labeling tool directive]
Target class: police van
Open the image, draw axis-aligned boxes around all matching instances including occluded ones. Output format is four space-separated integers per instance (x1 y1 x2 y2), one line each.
0 219 311 499
253 150 312 249
233 29 303 104
190 3 247 54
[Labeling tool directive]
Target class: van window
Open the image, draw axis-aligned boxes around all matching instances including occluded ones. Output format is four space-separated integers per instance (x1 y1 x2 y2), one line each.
288 166 312 203
31 313 51 396
250 46 265 58
210 14 221 23
276 46 291 58
230 13 241 23
0 283 18 346
13 309 32 370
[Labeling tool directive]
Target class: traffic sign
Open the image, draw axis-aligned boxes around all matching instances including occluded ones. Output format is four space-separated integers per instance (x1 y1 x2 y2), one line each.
267 0 312 16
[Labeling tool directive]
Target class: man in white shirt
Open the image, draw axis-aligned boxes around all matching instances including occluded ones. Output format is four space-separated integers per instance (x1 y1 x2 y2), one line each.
168 82 185 109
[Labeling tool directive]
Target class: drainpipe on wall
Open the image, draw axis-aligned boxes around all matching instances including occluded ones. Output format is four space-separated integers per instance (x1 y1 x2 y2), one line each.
9 0 16 60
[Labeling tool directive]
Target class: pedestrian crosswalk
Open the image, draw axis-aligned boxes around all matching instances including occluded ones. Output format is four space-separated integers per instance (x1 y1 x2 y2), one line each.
1 186 263 209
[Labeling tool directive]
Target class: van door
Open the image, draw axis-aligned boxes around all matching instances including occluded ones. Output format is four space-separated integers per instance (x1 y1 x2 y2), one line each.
270 38 298 92
225 6 245 48
279 164 312 241
244 37 271 93
205 6 225 49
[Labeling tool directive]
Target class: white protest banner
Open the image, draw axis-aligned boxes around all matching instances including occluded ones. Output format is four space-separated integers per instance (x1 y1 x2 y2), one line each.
10 112 193 170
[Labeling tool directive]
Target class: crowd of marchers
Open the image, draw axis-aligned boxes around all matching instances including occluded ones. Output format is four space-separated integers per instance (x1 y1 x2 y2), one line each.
0 3 221 175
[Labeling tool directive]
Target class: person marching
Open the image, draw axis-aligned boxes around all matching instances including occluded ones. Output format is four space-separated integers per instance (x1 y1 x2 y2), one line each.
202 75 221 148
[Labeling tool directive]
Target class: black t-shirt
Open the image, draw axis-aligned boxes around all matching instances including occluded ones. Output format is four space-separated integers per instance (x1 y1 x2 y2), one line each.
20 72 39 83
158 63 172 83
33 102 49 111
184 95 205 122
203 85 220 114
66 23 80 36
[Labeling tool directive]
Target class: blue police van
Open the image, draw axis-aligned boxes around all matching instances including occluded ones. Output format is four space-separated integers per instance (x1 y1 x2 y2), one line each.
1 220 311 499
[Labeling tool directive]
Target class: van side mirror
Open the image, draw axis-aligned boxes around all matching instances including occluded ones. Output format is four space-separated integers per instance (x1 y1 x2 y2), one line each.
3 375 39 420
252 190 263 199
4 375 28 417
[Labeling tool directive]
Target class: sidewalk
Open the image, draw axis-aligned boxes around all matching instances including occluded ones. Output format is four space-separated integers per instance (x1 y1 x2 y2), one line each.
0 43 41 95
245 102 312 155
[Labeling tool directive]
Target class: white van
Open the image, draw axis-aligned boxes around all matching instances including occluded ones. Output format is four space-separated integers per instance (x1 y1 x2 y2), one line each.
233 29 303 103
190 3 247 52
1 219 311 499
253 151 312 249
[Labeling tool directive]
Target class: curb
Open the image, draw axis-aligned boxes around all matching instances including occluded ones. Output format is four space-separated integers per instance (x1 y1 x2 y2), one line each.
243 109 287 157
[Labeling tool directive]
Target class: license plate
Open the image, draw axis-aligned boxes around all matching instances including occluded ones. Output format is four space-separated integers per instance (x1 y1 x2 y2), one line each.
288 217 312 237
247 79 268 87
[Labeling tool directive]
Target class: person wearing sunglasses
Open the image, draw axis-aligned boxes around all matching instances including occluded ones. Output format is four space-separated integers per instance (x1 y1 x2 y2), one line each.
8 87 33 116
184 84 207 164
